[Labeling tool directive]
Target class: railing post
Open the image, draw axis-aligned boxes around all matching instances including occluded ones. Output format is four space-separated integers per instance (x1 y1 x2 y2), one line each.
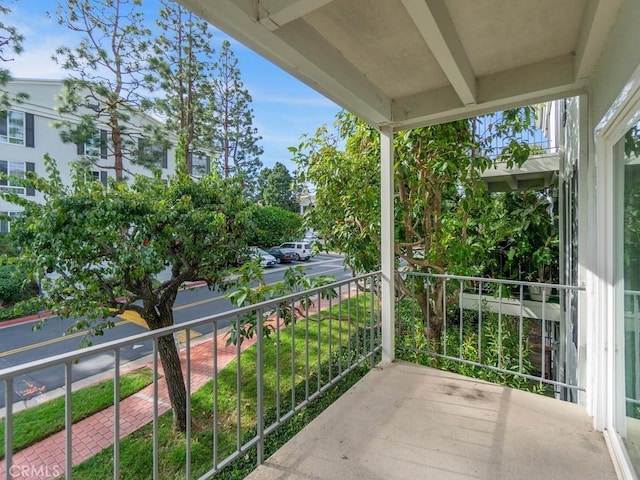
113 349 120 480
65 362 72 480
256 308 264 466
5 378 12 480
380 125 395 362
152 339 159 480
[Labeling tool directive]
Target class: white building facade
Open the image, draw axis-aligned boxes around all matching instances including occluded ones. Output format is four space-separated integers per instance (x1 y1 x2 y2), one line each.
0 78 180 231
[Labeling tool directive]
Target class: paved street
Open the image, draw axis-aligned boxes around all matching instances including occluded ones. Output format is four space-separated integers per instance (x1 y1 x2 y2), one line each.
0 253 348 408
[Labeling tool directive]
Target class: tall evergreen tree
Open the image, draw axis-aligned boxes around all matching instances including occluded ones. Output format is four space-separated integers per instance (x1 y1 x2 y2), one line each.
211 40 263 195
53 0 157 181
259 162 297 212
149 0 215 174
0 1 26 107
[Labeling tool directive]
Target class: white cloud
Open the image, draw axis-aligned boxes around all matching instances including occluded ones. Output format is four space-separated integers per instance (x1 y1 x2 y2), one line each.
253 91 337 109
8 47 65 80
5 4 72 80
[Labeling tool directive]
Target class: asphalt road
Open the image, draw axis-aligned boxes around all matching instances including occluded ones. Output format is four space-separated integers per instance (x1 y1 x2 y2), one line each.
0 253 349 408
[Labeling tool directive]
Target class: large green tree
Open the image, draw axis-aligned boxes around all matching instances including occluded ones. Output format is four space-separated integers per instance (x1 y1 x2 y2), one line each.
53 0 159 180
258 162 297 212
0 0 26 107
2 152 249 431
211 40 263 195
293 110 535 344
149 0 216 174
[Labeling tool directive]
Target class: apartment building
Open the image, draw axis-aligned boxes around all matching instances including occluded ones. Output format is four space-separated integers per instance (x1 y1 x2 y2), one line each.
0 78 197 231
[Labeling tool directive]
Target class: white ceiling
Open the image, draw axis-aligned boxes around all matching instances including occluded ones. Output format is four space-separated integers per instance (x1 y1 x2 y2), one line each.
178 0 622 131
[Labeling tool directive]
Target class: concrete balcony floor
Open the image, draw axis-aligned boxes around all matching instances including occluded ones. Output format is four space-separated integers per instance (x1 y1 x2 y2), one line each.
247 361 617 480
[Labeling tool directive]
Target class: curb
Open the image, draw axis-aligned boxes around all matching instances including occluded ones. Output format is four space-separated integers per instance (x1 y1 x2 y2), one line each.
0 280 211 329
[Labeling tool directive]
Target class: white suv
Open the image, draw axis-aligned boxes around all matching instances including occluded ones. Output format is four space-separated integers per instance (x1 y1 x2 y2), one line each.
279 241 312 261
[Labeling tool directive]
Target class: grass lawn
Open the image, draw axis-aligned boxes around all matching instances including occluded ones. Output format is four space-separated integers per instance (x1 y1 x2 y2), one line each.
0 367 154 459
70 293 379 479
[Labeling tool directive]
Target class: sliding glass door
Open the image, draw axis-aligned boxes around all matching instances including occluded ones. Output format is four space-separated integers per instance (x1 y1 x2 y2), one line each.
617 121 640 475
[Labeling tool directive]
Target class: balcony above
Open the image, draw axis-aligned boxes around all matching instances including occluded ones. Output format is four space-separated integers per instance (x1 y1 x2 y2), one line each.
481 152 561 192
246 361 616 480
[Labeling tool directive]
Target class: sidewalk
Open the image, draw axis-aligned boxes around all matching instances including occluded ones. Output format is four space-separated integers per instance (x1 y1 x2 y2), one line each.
0 330 256 480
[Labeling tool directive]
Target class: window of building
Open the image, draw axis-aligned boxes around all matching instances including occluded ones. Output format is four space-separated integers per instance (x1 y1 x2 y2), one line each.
190 152 210 177
0 161 35 196
0 161 25 194
77 130 107 159
138 138 168 168
89 170 108 187
0 212 19 233
0 110 25 145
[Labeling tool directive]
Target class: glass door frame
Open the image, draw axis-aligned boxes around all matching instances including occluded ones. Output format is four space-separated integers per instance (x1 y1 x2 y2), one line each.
594 63 640 480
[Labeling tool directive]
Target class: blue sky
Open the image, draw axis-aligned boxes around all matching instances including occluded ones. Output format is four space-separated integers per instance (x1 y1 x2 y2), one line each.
4 0 341 172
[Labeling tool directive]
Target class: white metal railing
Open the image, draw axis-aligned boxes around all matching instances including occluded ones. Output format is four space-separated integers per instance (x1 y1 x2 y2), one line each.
0 272 382 479
473 116 558 159
395 272 585 396
624 290 640 412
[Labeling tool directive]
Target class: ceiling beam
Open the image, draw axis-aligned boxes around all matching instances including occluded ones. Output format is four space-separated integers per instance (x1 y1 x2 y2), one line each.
401 0 477 106
392 54 585 130
177 0 391 125
274 20 392 124
256 0 334 31
574 0 623 81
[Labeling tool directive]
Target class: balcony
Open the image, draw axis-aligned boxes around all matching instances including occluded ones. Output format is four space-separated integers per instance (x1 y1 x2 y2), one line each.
0 273 619 479
245 361 614 480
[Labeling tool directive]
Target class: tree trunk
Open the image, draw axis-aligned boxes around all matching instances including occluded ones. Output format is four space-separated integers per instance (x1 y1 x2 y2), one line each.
157 332 187 431
143 301 187 432
415 279 444 353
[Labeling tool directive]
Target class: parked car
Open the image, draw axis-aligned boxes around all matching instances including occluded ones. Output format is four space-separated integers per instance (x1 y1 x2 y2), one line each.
304 235 322 246
249 246 277 267
267 247 295 264
279 241 312 261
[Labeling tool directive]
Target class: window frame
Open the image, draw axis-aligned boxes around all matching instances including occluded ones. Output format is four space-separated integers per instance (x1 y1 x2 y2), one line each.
0 110 26 146
0 211 19 233
0 161 26 195
189 152 211 177
78 130 108 159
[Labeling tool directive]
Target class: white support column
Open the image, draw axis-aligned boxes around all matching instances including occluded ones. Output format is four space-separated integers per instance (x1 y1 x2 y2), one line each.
380 125 395 363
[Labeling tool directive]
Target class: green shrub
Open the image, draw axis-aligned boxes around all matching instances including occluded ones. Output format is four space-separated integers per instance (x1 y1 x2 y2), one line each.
247 205 303 247
0 233 18 257
0 296 42 320
396 297 545 393
0 264 35 305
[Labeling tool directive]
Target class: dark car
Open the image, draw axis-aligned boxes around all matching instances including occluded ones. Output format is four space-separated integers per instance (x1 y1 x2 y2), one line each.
267 247 294 264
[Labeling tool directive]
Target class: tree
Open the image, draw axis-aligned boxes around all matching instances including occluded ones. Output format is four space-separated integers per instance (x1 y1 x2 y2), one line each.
149 0 216 174
486 189 559 283
247 205 302 247
2 151 249 431
292 116 380 274
211 40 263 195
226 263 336 346
293 109 536 345
259 162 297 211
0 0 27 107
53 0 159 181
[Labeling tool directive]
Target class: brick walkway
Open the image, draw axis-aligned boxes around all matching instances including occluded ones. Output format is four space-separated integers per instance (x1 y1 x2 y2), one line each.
0 331 257 480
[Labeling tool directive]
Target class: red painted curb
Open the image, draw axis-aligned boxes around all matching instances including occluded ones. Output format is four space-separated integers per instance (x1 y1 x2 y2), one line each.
0 311 53 328
0 281 210 329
